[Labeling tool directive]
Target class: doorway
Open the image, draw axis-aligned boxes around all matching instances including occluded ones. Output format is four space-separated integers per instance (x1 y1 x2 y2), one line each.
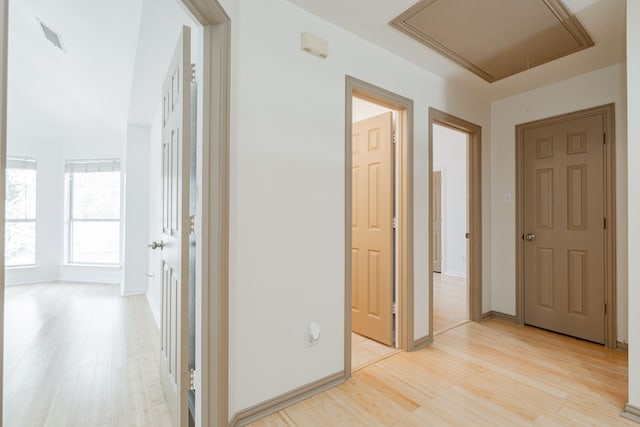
428 108 482 340
345 76 414 377
515 104 617 348
432 124 470 334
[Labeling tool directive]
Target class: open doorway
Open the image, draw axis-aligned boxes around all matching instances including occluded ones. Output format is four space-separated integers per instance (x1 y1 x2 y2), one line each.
432 124 469 334
350 97 399 370
428 108 482 338
345 77 414 376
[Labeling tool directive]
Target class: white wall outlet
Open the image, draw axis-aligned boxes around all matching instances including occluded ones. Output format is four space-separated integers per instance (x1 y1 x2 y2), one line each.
307 322 321 346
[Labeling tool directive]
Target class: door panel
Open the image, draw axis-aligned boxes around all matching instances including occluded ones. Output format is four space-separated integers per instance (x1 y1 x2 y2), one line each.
352 112 394 346
160 26 191 427
523 114 605 344
432 171 442 273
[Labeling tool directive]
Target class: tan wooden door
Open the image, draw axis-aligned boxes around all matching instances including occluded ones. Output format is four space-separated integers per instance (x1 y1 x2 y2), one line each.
352 112 394 346
160 26 191 426
523 113 605 344
432 171 442 273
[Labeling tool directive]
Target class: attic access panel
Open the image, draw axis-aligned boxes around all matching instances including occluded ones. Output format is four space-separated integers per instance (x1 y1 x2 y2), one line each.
390 0 594 83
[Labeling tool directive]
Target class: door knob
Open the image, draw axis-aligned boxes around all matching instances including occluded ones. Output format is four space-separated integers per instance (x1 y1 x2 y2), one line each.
149 240 164 250
525 233 536 241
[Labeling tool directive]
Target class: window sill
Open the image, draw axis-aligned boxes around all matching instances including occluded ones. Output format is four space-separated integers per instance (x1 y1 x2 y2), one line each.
5 264 38 270
62 263 122 269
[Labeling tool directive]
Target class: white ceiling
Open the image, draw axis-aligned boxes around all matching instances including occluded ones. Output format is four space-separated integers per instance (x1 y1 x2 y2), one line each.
7 0 626 150
8 0 144 140
8 0 195 152
285 0 626 101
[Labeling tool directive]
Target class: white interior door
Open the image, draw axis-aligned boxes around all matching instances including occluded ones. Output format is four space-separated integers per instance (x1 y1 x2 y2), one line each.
159 25 191 427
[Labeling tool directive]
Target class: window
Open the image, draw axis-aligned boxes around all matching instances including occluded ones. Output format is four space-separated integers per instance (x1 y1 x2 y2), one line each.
65 160 121 265
5 158 37 267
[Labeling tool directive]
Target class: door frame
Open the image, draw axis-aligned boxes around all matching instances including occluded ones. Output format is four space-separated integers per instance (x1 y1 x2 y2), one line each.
515 103 617 349
179 1 230 425
345 76 414 378
0 1 231 425
428 108 482 339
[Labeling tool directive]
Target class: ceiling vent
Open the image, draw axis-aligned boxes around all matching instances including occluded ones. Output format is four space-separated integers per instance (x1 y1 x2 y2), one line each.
38 20 65 52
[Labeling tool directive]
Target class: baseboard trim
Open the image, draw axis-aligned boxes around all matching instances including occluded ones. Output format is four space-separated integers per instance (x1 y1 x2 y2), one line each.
481 310 518 323
6 279 120 286
229 371 345 426
145 292 161 329
413 335 433 351
616 341 628 352
621 403 640 423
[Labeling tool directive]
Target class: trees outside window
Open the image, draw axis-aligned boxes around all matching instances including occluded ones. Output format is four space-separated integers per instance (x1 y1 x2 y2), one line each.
65 160 121 265
5 158 37 267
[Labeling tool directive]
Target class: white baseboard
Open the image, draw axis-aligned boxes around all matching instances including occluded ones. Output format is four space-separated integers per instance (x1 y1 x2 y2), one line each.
145 292 161 329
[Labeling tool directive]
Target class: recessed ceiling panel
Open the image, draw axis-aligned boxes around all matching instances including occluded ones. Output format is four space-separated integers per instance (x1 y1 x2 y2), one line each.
390 0 594 82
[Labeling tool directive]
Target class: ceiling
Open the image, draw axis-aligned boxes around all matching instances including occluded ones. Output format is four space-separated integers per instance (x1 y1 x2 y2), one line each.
390 0 594 83
7 0 194 150
8 0 144 140
285 0 626 101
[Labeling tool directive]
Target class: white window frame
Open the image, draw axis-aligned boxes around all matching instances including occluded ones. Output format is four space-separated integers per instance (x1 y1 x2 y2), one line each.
64 159 121 266
5 157 37 268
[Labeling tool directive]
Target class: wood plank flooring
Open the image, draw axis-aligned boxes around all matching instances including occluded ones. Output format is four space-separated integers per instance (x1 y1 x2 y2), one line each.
4 282 631 427
3 282 171 427
351 333 399 372
433 273 468 335
250 320 631 426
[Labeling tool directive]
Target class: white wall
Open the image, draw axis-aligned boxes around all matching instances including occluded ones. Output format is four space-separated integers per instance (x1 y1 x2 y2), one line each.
228 0 490 416
122 125 151 295
433 124 468 278
490 63 628 342
627 1 640 410
6 100 124 285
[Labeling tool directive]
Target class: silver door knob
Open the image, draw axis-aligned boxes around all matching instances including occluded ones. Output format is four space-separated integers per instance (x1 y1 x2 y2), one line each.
525 233 536 241
149 240 164 250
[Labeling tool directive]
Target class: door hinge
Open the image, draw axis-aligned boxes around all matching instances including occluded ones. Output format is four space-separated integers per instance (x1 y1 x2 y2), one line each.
603 217 606 230
190 63 196 83
604 303 607 316
190 215 195 234
392 217 398 229
393 302 398 315
393 131 397 144
603 133 606 144
189 369 196 391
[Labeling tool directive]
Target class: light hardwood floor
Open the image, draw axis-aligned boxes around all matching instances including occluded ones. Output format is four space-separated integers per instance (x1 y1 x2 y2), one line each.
433 273 468 335
3 282 171 427
351 333 399 372
250 320 631 426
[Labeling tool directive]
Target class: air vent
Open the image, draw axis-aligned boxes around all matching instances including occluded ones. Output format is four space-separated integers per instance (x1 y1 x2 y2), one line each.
38 19 65 52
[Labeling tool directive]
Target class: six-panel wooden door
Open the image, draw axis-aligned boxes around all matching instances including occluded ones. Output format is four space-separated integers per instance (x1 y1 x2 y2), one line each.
523 113 605 344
